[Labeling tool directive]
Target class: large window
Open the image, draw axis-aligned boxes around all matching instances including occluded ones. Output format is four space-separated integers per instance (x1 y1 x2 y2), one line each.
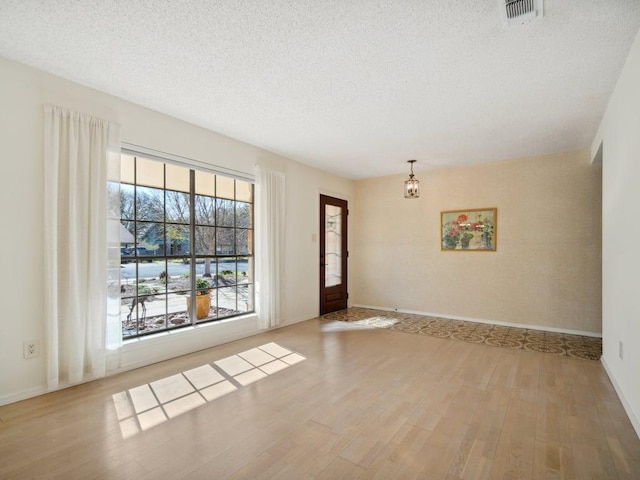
115 153 254 339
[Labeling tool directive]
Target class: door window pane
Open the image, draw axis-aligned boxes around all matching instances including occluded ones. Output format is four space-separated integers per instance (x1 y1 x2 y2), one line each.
325 205 342 287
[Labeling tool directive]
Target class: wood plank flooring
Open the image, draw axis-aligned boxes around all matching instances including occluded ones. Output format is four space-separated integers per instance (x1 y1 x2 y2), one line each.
0 316 638 479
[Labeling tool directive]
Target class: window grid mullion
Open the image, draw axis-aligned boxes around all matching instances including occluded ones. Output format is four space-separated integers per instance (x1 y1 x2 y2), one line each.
120 154 254 339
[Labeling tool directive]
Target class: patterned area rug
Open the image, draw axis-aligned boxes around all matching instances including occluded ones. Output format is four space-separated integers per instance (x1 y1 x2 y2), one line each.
322 307 602 361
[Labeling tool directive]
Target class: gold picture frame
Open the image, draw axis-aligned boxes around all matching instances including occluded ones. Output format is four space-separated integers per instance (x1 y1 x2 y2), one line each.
441 208 497 251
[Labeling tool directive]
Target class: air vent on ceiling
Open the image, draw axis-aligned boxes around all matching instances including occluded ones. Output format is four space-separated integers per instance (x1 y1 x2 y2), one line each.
501 0 543 26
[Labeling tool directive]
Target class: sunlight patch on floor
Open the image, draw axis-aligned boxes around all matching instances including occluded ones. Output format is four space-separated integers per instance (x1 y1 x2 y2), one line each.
112 342 305 438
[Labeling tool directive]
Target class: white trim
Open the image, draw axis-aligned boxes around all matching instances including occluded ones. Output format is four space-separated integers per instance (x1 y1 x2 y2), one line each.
280 312 318 327
0 385 49 407
117 314 260 371
122 143 255 183
0 314 261 407
351 304 602 338
0 371 106 407
602 357 640 440
253 312 316 334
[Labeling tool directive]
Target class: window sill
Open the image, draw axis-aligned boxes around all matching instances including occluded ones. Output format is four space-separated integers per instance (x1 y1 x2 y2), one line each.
123 312 258 345
115 313 260 372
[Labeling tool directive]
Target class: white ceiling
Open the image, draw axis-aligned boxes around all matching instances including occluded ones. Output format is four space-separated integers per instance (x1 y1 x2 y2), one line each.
1 1 639 179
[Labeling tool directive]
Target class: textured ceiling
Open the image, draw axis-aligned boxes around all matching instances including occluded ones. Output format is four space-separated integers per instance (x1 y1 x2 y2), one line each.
1 1 639 179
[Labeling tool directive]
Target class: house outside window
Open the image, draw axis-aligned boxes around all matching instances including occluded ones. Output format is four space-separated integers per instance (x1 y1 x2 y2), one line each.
113 153 254 339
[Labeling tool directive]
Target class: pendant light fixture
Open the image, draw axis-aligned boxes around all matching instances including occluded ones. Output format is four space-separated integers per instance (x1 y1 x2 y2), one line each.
404 160 420 199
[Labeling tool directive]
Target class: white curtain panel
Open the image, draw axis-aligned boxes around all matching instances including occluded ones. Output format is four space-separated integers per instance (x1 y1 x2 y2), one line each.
44 105 121 390
106 150 122 355
255 166 286 329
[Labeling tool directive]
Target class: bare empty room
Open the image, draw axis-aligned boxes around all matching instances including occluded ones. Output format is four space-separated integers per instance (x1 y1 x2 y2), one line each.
1 1 640 478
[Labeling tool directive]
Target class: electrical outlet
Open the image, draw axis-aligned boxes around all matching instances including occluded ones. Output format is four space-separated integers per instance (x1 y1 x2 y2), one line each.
619 341 624 360
23 340 39 359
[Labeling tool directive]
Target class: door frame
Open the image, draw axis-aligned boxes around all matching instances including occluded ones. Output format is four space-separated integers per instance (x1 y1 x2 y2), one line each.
319 194 348 315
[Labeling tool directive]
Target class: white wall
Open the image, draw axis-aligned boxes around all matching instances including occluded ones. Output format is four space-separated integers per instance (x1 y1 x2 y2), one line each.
592 29 640 437
0 57 353 404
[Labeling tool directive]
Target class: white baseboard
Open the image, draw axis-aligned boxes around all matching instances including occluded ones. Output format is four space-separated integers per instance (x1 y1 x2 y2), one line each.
601 357 640 440
280 311 318 327
0 311 320 408
351 304 602 338
1 314 263 407
0 385 49 407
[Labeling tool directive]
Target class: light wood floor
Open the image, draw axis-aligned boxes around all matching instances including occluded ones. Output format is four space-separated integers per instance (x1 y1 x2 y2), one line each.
1 317 639 479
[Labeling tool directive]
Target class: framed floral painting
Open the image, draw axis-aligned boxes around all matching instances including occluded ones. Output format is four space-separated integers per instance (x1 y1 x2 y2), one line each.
441 208 497 251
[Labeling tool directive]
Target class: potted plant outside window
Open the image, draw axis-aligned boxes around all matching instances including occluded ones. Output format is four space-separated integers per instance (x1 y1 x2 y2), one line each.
186 278 212 319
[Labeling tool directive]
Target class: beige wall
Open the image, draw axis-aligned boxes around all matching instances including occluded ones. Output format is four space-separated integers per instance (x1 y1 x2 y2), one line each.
352 150 602 334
